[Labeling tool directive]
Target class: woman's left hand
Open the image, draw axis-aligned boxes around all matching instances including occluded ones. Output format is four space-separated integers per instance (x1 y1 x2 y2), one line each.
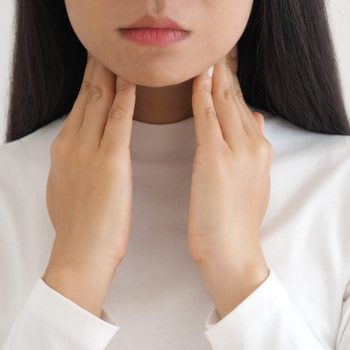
188 48 273 319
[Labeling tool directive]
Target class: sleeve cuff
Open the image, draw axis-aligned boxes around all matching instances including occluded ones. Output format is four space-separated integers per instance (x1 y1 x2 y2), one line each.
23 277 120 349
203 268 288 347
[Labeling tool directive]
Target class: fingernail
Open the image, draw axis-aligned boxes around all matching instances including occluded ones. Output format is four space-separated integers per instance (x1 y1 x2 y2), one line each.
206 66 214 78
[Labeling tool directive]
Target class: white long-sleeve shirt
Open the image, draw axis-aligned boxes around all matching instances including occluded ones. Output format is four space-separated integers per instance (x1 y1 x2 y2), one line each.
0 108 350 349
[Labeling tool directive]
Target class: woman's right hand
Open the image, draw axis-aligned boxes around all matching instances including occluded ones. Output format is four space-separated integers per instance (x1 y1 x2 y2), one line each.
42 53 136 317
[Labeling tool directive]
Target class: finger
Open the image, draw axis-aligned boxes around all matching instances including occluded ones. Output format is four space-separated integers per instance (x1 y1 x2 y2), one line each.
253 112 265 135
98 76 136 155
78 58 116 152
225 53 262 137
211 55 248 147
244 110 265 137
192 65 225 149
60 52 95 137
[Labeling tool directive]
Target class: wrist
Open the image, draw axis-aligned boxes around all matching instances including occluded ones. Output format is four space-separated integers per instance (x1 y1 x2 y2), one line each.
197 259 269 320
48 236 120 274
42 240 119 318
42 263 116 318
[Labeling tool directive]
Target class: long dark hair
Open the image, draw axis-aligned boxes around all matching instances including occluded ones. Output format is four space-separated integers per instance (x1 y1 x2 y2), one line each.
5 0 350 143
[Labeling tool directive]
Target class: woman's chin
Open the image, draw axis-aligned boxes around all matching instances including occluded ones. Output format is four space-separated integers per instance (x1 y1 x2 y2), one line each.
122 75 192 88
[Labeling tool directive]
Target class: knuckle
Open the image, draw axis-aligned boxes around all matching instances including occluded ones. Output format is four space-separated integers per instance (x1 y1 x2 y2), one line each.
222 87 235 101
50 135 67 158
204 106 217 120
219 87 243 101
108 104 127 120
253 139 273 159
79 81 91 95
200 83 212 94
88 85 103 102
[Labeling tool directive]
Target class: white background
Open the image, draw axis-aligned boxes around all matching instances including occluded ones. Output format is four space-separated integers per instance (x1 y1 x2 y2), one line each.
0 0 349 145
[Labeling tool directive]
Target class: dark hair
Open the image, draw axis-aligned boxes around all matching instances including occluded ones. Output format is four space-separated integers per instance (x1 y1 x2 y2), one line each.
5 0 350 143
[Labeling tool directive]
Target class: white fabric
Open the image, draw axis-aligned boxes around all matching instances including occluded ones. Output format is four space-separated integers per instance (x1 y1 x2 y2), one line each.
0 108 350 349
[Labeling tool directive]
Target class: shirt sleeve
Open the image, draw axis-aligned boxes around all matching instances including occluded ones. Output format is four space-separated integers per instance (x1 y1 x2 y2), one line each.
336 279 350 349
3 277 120 350
202 268 347 350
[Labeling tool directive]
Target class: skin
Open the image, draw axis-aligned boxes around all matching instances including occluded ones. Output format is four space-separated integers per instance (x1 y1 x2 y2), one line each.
64 0 254 123
189 54 271 318
43 1 273 321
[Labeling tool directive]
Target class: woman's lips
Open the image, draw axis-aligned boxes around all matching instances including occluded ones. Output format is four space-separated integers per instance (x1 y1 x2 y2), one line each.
119 28 191 46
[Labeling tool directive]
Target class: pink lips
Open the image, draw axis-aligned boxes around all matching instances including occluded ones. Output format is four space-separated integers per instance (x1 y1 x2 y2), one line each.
119 28 190 46
119 14 191 46
121 14 188 31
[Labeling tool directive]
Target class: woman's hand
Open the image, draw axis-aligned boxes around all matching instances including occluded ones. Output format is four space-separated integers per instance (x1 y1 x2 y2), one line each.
188 48 272 318
43 54 136 317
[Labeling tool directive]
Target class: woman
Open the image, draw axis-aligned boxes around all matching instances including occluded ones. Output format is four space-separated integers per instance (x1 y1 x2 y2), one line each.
1 0 349 349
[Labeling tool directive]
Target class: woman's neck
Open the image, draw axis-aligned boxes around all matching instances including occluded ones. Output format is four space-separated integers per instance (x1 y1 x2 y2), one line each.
133 78 194 124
